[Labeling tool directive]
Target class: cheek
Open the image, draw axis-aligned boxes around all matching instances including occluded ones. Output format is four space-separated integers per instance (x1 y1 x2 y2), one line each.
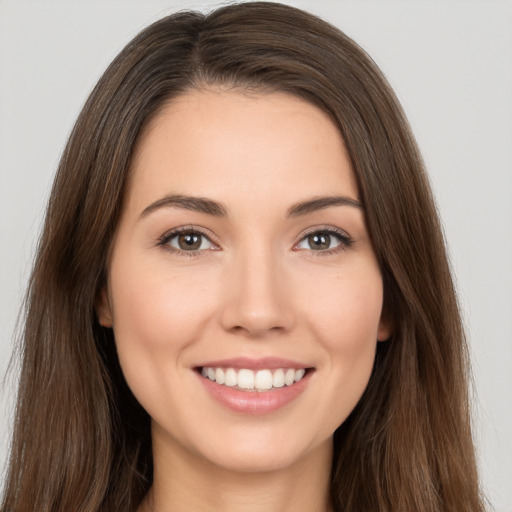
300 263 384 349
110 258 215 346
107 258 219 397
298 264 383 422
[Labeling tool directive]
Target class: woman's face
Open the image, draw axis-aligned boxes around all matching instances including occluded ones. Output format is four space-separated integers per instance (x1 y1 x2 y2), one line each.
98 90 390 473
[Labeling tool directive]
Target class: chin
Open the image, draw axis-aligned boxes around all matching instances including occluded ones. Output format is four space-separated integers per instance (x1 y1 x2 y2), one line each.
189 428 333 475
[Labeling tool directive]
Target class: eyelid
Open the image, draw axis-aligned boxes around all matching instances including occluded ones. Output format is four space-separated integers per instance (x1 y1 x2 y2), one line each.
156 224 353 257
157 225 220 256
293 225 353 254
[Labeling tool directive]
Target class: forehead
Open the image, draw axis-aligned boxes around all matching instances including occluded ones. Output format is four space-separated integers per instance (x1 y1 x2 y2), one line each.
126 89 358 216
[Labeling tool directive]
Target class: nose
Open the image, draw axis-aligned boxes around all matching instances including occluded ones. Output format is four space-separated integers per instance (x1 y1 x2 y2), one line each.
219 248 295 338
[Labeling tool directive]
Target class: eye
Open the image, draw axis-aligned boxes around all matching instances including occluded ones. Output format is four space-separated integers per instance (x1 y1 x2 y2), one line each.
295 228 352 253
159 228 216 254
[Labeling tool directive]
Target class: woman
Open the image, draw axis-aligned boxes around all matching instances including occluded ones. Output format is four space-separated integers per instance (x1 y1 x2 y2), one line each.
1 2 484 511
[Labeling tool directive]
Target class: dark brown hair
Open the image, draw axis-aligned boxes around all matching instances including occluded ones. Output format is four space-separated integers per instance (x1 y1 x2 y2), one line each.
2 2 484 511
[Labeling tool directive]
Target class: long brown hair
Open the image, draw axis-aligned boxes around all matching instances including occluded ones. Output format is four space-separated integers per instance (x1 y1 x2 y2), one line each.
2 2 484 511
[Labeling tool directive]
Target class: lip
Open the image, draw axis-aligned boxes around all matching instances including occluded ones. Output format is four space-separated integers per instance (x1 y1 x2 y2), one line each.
194 357 314 415
194 356 310 370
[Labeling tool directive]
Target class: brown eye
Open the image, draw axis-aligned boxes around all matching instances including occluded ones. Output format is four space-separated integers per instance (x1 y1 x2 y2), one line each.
307 233 332 250
165 231 214 252
178 233 202 250
295 228 350 253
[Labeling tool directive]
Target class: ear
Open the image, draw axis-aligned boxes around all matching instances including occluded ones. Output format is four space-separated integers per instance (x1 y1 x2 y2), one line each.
377 315 392 342
96 286 113 328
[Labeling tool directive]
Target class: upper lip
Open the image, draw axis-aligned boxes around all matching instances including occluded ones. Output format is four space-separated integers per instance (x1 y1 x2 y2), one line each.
194 357 312 370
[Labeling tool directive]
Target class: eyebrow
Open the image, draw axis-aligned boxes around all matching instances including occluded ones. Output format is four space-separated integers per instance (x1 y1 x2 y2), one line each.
140 195 228 218
140 194 363 219
287 195 363 217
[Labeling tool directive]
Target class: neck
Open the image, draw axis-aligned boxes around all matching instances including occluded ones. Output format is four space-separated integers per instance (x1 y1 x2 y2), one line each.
140 430 333 512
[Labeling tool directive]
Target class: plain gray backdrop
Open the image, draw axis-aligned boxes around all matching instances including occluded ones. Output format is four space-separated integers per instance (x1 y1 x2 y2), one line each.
1 1 511 510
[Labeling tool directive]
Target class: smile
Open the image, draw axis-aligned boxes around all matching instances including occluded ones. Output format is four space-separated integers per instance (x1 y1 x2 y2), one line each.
200 367 307 392
195 359 314 415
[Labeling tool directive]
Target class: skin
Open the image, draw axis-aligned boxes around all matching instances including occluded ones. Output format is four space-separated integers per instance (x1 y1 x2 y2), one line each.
98 89 391 512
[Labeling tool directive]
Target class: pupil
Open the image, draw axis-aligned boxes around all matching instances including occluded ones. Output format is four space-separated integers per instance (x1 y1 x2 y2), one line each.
309 233 330 250
179 233 201 250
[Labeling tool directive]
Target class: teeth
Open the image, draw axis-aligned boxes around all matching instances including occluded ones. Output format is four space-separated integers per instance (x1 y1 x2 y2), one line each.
200 367 308 391
255 369 273 390
215 368 225 385
294 368 306 382
284 369 295 386
272 369 285 388
225 368 237 387
237 369 255 390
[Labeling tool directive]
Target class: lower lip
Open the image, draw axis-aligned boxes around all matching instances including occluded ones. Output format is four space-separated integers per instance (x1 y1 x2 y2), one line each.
196 371 312 415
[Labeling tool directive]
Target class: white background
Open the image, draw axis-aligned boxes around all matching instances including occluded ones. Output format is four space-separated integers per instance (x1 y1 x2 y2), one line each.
0 1 511 510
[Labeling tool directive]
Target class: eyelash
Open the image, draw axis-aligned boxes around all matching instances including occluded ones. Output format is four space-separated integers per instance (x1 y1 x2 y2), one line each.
157 225 353 257
296 226 353 257
157 226 218 258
